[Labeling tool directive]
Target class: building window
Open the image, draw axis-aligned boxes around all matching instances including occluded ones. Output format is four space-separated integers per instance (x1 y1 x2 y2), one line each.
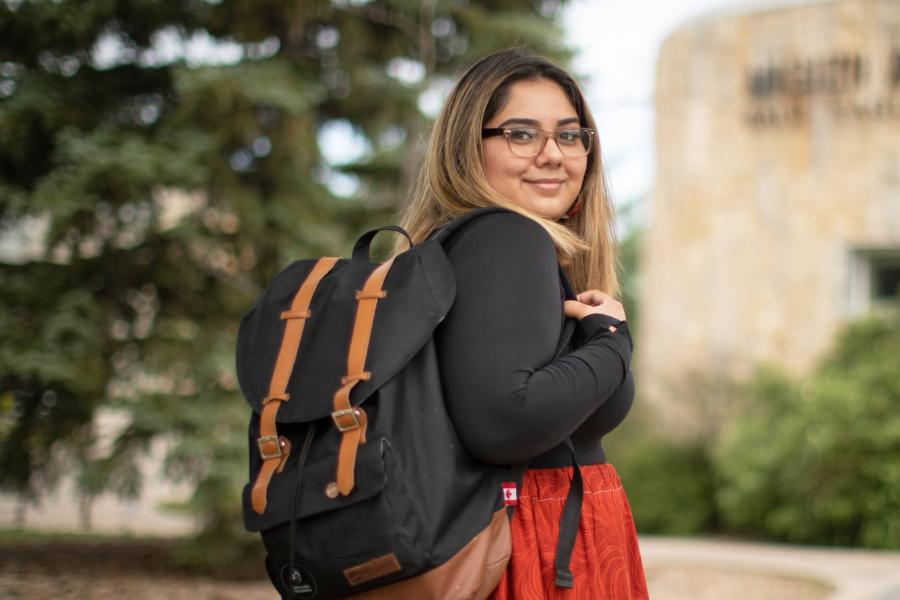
874 259 900 301
849 248 900 314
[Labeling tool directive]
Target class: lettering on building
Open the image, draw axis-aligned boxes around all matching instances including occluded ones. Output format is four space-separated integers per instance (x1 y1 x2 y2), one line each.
745 49 900 127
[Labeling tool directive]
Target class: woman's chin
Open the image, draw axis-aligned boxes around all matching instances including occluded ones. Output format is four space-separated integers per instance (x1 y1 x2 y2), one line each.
502 193 571 221
526 199 570 221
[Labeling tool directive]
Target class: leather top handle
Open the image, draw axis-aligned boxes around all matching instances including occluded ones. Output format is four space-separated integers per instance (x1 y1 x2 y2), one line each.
352 226 413 261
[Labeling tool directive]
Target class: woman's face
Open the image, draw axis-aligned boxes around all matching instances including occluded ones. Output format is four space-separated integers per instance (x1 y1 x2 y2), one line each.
481 78 588 221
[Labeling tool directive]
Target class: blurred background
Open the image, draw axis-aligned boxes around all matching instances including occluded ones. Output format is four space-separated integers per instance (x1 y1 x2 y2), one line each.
1 0 898 598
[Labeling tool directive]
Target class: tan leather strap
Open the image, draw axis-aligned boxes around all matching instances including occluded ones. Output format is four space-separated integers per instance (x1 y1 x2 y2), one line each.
331 259 394 496
251 256 339 515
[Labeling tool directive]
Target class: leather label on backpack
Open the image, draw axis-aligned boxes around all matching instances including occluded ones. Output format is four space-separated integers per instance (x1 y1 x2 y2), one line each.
343 553 402 586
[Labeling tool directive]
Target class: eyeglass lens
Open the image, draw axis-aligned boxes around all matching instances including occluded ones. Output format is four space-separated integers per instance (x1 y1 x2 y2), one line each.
506 128 592 157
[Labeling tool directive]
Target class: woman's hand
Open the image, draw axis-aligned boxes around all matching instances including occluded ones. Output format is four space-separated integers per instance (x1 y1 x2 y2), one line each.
564 290 626 330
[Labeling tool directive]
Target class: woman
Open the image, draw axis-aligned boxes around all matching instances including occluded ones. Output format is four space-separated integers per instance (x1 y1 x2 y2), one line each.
389 48 648 599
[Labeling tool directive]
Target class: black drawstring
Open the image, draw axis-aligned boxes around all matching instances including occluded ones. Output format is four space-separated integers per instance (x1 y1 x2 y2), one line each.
285 423 316 599
553 437 583 588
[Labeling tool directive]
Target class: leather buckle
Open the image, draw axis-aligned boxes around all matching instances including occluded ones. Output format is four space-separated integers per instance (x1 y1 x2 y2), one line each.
257 435 283 460
332 408 360 432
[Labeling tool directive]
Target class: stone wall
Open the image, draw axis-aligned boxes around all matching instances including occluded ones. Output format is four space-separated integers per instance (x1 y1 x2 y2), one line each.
639 0 900 426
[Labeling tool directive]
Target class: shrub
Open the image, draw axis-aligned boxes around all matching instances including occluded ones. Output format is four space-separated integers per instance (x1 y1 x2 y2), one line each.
611 431 718 535
713 309 900 548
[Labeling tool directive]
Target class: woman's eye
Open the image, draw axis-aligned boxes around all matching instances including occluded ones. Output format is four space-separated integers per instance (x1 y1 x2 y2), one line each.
557 129 579 145
508 128 537 142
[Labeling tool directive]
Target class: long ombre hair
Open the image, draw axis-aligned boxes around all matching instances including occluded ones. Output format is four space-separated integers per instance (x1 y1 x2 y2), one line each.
388 47 619 295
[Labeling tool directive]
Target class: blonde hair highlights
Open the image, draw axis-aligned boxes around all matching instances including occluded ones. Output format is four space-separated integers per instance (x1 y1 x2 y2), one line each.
388 48 619 296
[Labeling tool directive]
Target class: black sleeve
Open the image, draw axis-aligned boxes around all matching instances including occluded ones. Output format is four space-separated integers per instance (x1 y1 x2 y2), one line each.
434 212 632 465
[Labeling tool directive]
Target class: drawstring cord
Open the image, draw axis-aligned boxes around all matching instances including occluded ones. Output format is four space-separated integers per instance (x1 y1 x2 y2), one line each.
284 423 316 598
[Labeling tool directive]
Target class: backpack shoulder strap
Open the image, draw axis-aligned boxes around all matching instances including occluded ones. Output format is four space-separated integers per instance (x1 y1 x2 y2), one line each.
430 207 578 346
427 206 514 245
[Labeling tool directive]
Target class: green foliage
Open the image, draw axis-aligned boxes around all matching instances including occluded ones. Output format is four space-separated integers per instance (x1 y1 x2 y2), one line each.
713 308 900 548
0 261 110 500
607 308 900 549
615 436 717 535
1 0 573 567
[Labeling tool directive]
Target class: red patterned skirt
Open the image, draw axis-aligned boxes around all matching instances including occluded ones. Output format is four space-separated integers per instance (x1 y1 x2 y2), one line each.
489 464 649 600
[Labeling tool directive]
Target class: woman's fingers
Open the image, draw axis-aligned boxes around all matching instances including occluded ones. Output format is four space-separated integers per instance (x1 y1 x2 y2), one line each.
576 290 608 306
564 300 589 319
576 290 598 305
565 293 627 322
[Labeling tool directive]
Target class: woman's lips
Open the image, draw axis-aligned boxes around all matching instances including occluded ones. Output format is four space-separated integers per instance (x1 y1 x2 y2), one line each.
525 179 564 192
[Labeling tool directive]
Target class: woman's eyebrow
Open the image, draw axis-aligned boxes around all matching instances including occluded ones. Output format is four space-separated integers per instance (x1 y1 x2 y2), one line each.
497 117 580 127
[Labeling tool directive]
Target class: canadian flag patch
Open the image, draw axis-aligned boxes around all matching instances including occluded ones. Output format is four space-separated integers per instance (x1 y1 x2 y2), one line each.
501 482 518 506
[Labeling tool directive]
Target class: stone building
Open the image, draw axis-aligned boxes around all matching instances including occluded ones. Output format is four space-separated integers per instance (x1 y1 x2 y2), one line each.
638 0 899 421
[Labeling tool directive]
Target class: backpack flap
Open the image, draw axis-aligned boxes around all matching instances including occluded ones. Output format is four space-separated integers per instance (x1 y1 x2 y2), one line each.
243 435 389 532
236 239 456 424
341 240 455 408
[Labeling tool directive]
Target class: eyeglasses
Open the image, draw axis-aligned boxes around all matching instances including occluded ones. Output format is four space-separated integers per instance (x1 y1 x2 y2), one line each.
481 126 595 158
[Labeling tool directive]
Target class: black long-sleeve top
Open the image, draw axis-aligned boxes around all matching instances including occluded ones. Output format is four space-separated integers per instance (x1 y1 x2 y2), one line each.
434 212 635 468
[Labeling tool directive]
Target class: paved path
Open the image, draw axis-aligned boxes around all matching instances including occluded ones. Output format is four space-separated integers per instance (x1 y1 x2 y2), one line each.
639 535 900 600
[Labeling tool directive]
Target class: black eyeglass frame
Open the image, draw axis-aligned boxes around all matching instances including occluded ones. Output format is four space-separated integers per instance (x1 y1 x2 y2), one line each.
481 126 596 158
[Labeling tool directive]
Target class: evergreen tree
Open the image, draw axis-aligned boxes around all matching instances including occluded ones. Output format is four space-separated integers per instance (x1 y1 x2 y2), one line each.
0 0 572 561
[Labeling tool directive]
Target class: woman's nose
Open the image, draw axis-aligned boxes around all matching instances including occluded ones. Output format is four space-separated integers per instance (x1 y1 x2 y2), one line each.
535 135 564 166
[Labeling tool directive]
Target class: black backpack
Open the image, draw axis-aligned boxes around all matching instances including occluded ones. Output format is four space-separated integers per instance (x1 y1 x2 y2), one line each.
236 207 577 599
